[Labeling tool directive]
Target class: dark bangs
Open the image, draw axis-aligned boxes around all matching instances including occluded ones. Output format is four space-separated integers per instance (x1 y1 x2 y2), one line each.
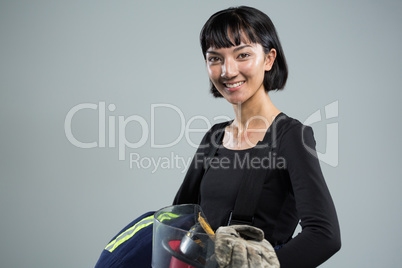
200 8 261 59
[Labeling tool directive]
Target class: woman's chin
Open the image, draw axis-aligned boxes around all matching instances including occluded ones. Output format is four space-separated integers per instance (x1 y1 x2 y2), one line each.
224 96 247 105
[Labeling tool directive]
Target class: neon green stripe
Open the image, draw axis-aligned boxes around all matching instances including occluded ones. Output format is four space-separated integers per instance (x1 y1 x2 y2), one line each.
105 215 154 252
104 212 180 252
156 212 180 222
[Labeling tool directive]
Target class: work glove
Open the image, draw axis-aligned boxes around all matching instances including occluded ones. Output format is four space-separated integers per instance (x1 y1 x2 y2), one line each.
214 225 280 268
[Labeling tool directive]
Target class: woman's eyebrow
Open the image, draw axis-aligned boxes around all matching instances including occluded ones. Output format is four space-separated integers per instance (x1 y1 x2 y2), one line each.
233 45 252 52
206 45 253 55
206 50 221 56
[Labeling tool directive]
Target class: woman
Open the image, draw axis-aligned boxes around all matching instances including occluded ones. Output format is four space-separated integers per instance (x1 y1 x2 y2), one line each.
173 6 341 267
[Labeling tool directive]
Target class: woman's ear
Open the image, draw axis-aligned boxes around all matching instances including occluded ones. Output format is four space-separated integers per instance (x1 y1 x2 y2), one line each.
264 48 277 71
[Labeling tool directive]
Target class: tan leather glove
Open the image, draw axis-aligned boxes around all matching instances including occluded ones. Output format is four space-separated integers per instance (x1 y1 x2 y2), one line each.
214 225 280 268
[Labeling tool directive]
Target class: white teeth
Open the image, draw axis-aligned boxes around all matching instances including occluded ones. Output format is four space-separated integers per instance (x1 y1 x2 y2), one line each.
225 81 244 88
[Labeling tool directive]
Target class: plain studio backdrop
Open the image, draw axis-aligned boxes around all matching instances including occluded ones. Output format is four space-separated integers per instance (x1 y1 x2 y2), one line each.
0 0 401 267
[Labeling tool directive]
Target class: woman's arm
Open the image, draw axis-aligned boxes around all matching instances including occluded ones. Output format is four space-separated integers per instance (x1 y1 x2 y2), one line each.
172 149 205 205
173 121 228 205
276 124 341 268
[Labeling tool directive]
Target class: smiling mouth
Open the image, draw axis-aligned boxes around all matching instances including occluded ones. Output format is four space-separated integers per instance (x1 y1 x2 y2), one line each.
224 81 245 88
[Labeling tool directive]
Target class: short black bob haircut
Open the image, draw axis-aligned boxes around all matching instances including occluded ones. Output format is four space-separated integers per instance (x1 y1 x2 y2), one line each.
200 6 288 97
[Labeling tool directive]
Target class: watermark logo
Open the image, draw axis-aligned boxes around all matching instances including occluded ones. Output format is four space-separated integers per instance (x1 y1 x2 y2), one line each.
64 101 339 171
64 102 230 161
129 152 193 174
303 100 339 167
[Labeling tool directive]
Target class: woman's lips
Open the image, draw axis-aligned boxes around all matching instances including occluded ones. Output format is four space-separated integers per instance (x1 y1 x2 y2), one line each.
223 81 245 91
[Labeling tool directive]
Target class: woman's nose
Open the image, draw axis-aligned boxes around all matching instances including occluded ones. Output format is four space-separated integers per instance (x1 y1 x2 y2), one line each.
221 59 238 79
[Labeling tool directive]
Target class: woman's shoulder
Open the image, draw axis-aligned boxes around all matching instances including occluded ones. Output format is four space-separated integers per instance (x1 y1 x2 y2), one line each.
272 112 310 133
272 112 315 146
197 120 232 148
204 120 232 138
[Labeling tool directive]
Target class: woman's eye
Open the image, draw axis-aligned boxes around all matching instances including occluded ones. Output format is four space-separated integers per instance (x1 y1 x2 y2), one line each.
238 53 250 59
208 57 221 63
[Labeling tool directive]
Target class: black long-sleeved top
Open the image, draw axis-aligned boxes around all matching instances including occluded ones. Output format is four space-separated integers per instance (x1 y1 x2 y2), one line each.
173 113 341 268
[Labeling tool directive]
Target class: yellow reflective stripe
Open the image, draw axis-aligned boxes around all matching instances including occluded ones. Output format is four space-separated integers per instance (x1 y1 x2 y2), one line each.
157 212 180 222
104 212 180 253
105 215 154 252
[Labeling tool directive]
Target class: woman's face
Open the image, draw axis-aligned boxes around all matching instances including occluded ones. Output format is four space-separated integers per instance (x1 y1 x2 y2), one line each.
205 41 275 105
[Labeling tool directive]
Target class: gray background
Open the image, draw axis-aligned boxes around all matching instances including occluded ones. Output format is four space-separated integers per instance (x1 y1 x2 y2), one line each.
1 0 401 267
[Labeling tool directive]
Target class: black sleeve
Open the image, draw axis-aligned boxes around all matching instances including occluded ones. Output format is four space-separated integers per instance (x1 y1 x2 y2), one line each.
172 122 226 205
276 124 341 268
172 148 205 205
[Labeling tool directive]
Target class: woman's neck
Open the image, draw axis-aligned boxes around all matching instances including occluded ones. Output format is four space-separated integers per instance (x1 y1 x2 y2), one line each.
231 91 280 133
